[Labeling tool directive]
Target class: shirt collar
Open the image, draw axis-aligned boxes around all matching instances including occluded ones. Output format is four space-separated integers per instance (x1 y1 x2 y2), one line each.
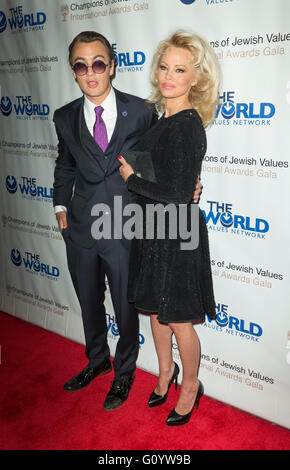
83 87 116 118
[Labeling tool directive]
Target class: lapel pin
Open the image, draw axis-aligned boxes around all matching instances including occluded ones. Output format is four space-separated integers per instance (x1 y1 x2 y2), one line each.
122 110 128 117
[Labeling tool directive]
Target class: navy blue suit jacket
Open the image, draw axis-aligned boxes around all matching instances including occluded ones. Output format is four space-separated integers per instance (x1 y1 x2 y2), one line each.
53 88 153 248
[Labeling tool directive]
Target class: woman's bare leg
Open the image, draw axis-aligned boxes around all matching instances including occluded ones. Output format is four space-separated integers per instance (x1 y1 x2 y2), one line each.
169 322 200 415
150 314 176 395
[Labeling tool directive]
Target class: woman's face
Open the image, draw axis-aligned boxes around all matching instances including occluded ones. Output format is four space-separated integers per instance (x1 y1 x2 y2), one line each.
157 46 197 103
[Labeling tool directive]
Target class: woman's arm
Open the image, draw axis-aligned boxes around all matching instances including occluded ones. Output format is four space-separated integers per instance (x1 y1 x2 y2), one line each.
126 113 206 205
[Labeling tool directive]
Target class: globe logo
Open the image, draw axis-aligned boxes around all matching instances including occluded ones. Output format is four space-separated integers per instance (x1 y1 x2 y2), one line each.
30 185 37 197
25 104 33 116
111 323 119 336
216 312 229 328
17 14 24 29
180 0 196 4
33 260 41 272
220 212 233 227
6 175 18 194
0 96 12 116
11 249 22 266
221 101 235 119
0 11 7 33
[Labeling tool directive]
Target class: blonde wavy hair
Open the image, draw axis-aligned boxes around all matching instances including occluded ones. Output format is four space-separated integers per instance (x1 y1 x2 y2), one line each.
149 31 221 128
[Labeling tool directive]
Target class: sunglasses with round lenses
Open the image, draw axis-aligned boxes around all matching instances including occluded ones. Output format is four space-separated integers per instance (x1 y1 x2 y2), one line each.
72 60 109 75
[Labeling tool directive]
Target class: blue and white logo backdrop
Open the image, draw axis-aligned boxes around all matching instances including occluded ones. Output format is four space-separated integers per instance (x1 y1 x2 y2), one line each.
1 0 289 429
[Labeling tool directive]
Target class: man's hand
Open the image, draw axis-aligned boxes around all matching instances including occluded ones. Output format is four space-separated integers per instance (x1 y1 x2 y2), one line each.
56 211 68 232
193 175 203 203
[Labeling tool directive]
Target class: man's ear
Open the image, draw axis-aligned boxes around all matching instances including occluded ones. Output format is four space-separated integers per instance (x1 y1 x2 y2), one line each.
109 59 115 77
72 68 78 83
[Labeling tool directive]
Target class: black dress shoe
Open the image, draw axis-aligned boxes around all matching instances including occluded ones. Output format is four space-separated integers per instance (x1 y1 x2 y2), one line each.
166 380 204 426
148 362 180 408
64 359 112 392
103 374 135 410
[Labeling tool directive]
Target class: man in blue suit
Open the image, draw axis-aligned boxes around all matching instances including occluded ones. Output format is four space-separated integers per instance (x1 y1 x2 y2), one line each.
53 31 201 411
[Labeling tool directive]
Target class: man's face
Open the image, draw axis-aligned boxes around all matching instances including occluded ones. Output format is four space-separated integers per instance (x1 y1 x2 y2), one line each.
71 40 114 104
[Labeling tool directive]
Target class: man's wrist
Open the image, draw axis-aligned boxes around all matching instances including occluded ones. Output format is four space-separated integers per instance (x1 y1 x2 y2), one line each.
54 205 67 214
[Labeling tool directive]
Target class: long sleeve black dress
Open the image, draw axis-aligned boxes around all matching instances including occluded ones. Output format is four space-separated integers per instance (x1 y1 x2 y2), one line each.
126 109 216 323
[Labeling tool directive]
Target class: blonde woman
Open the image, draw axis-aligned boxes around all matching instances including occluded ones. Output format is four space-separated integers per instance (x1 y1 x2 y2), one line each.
119 31 220 426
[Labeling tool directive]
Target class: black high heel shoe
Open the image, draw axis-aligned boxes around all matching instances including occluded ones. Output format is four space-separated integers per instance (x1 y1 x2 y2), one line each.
166 380 204 426
148 362 180 408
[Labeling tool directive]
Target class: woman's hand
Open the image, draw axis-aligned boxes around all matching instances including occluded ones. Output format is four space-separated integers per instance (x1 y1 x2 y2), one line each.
118 155 134 182
192 175 203 203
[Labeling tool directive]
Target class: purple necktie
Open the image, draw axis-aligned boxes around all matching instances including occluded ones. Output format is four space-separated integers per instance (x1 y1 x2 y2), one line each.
93 106 108 152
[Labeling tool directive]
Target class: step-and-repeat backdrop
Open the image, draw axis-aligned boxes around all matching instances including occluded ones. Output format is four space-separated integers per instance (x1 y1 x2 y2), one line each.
1 0 289 429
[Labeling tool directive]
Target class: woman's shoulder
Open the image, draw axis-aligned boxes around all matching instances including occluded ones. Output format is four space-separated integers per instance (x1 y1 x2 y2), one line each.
164 109 205 140
163 109 206 155
170 108 203 127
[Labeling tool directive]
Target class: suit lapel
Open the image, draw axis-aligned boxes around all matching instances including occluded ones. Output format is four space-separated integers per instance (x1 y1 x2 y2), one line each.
68 97 83 147
107 88 130 172
64 89 131 174
67 96 107 173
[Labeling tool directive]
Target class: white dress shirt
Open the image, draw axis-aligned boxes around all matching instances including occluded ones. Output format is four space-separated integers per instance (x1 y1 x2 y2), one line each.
83 86 117 141
55 87 117 214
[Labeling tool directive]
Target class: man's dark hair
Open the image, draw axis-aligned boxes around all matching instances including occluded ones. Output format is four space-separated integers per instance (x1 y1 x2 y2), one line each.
68 31 115 65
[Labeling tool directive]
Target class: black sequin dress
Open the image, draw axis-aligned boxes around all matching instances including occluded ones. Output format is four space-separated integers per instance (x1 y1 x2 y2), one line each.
126 109 216 323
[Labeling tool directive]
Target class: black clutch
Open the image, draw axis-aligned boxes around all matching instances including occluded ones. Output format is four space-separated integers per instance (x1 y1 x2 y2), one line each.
121 150 156 183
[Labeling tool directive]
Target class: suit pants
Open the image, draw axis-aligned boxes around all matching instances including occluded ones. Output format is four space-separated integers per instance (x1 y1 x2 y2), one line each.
65 236 139 378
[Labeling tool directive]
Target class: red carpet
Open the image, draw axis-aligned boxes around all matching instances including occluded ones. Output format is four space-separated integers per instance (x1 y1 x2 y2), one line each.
1 311 290 451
